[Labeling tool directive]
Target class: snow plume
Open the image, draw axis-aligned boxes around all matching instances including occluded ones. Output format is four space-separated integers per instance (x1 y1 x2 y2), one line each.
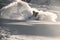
31 8 39 13
28 8 57 22
1 0 33 20
38 10 57 22
1 0 57 22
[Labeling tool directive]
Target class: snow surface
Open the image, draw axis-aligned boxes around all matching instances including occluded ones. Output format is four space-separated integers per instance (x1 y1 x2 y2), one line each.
7 35 60 40
0 0 60 40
